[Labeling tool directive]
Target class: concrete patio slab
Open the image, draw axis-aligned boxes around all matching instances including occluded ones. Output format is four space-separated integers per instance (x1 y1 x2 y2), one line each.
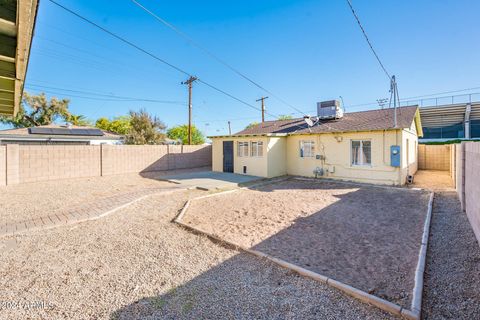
161 171 262 190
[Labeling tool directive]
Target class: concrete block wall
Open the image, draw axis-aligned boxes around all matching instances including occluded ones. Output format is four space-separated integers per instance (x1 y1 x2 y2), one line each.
0 146 6 186
169 145 212 170
418 144 451 171
6 144 20 185
18 145 101 183
101 145 170 176
0 144 212 186
455 143 465 211
464 142 480 244
101 145 211 176
450 144 456 182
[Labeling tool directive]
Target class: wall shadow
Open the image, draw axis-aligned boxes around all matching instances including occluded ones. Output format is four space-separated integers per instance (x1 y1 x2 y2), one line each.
110 253 395 320
138 147 212 181
112 181 428 318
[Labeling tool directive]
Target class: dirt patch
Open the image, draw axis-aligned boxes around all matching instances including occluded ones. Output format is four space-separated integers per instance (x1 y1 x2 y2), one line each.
413 170 453 190
182 179 431 308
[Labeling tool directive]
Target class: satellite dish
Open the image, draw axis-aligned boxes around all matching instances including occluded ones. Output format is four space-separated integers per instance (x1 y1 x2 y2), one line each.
304 117 314 127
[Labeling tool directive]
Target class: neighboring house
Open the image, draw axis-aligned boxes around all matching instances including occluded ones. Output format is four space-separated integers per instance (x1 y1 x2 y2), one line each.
209 103 423 185
0 124 123 145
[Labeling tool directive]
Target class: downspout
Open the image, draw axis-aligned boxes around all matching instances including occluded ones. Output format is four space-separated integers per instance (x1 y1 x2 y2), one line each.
397 129 402 185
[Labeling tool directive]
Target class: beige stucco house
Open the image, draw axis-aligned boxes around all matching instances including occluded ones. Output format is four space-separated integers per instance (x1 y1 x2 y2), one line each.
209 105 423 185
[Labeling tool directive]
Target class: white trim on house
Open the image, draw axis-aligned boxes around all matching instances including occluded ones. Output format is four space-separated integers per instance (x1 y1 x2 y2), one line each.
250 141 264 157
299 140 315 158
350 139 372 167
237 141 249 157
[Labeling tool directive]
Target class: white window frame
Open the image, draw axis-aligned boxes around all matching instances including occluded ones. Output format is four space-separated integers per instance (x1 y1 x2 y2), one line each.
351 140 372 166
300 140 315 158
237 141 249 157
250 141 264 157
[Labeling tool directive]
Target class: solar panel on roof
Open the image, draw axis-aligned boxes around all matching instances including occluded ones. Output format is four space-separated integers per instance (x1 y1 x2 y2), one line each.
29 128 55 135
29 128 104 136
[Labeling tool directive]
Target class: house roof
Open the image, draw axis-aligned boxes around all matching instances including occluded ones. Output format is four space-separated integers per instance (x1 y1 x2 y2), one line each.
0 124 123 140
0 0 39 116
212 106 420 138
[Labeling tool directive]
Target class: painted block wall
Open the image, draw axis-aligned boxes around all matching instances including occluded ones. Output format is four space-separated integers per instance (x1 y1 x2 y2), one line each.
0 144 212 185
18 145 101 183
0 146 5 186
464 142 480 245
418 145 451 171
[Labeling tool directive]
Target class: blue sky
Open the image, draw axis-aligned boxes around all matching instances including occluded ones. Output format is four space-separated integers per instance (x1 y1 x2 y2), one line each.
21 0 480 136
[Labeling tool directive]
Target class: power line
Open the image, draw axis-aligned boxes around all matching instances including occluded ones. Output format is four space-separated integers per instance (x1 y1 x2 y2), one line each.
401 86 480 100
130 0 307 116
24 86 180 103
345 87 480 109
47 0 276 118
345 0 391 80
48 0 190 76
197 79 278 118
26 83 184 104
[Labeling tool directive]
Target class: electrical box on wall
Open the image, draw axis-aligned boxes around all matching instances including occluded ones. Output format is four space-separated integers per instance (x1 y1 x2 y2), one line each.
390 145 401 167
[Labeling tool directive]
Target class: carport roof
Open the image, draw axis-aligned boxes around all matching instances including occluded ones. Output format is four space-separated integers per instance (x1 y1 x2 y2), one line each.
210 106 421 138
0 0 39 117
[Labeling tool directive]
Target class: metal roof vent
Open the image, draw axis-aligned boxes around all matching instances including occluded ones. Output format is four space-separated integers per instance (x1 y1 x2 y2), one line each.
317 100 344 119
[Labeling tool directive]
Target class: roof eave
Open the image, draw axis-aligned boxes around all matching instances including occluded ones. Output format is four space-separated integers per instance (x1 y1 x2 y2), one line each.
0 0 39 117
208 133 288 139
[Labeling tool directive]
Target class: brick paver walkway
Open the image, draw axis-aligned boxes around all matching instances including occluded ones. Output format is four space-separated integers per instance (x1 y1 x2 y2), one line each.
0 186 185 237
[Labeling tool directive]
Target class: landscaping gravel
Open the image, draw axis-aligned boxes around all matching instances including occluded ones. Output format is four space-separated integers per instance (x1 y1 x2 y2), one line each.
0 187 397 319
0 168 205 225
183 179 431 308
422 191 480 319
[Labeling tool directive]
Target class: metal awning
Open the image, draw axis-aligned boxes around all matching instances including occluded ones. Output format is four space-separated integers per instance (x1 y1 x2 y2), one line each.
0 0 39 117
420 102 480 128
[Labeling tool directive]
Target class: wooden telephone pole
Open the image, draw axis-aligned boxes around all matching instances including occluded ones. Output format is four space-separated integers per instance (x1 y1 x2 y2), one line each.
256 96 268 122
182 76 198 145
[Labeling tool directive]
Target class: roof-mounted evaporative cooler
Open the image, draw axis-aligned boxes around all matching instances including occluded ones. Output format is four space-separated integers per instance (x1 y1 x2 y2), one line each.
317 100 344 120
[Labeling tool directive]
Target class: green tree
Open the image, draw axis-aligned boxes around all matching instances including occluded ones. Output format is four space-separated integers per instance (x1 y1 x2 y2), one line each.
278 114 293 120
67 114 92 126
245 122 259 129
95 116 131 135
0 92 70 128
125 109 166 145
167 125 205 145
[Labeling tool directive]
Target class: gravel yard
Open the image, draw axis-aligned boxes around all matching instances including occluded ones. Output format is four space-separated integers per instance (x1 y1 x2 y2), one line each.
0 168 206 225
182 179 431 308
422 191 480 319
0 186 397 319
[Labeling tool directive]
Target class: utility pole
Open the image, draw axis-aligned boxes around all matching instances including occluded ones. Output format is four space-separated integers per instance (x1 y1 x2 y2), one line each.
390 75 399 128
388 75 400 128
227 121 231 135
182 76 198 145
256 96 268 122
